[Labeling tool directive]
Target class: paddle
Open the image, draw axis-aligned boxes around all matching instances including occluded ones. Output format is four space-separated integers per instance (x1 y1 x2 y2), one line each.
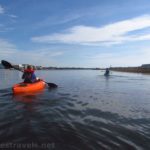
1 60 58 88
1 60 22 71
45 82 57 88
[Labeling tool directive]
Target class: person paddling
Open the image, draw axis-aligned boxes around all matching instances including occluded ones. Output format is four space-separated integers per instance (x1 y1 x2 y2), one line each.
22 65 37 83
104 68 110 76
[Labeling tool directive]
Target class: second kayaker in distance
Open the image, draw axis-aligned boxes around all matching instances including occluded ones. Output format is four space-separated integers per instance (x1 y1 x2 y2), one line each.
22 65 37 83
104 68 110 76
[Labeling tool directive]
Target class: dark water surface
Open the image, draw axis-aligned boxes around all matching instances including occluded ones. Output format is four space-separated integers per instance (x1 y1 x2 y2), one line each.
0 69 150 150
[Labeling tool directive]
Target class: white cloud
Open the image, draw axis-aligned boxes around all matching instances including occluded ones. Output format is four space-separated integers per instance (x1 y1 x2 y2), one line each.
0 39 16 51
0 39 63 66
32 15 150 46
1 38 150 67
8 14 17 18
35 13 83 28
0 5 4 14
0 27 15 32
85 47 150 67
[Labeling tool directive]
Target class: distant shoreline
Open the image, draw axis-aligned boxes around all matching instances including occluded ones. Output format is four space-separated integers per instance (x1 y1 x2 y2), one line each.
0 68 105 70
110 67 150 74
1 63 150 73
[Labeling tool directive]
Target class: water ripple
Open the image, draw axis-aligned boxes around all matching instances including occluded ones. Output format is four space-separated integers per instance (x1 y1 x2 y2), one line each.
0 70 150 149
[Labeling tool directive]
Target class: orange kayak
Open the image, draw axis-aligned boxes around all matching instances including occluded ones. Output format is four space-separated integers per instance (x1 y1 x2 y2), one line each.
12 79 46 94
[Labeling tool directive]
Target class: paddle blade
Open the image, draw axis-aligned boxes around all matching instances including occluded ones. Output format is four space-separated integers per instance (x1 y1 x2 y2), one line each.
46 82 58 88
1 60 13 69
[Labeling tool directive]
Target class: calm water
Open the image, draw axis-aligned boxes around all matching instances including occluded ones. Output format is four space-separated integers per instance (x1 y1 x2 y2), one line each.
0 69 150 150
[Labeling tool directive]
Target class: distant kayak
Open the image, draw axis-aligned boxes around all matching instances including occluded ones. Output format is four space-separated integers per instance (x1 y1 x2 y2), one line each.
12 79 46 94
104 68 110 76
104 72 109 76
104 73 109 76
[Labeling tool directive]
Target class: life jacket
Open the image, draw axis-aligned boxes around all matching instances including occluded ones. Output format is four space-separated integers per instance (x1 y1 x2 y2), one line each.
24 68 34 73
22 69 36 83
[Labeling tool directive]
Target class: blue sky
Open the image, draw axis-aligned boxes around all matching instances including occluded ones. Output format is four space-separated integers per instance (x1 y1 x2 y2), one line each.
1 0 150 67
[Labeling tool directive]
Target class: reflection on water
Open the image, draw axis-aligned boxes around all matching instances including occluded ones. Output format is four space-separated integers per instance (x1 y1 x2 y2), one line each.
13 90 45 103
0 69 150 149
